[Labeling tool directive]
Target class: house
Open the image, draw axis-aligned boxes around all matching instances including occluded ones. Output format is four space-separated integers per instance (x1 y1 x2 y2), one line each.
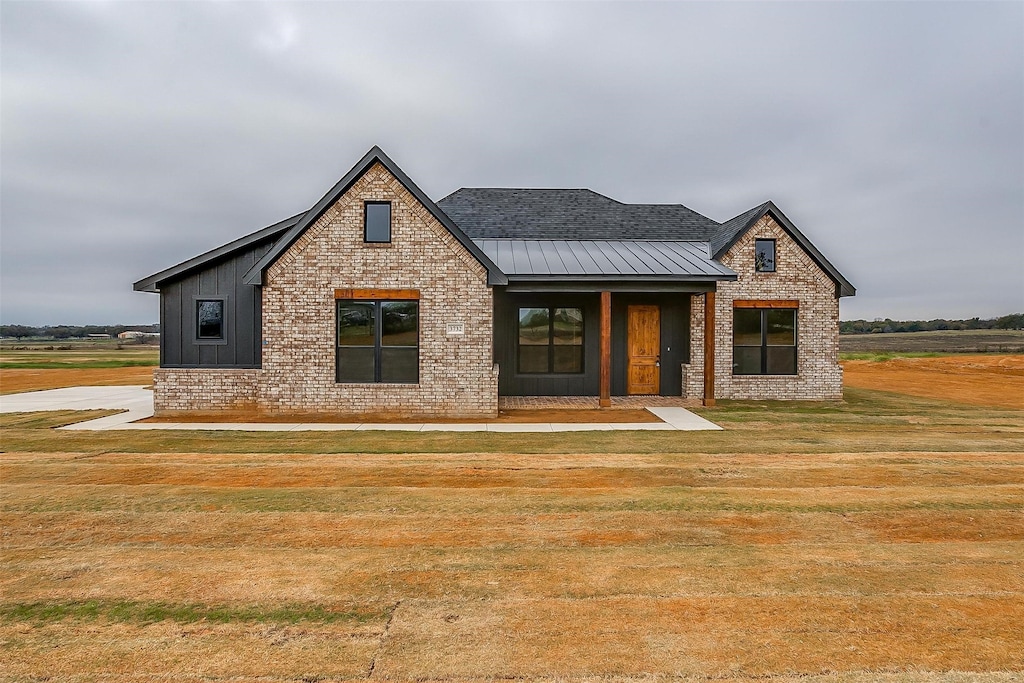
134 146 854 417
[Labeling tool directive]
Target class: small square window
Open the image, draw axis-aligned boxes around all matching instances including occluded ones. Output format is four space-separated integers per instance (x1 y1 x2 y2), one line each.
755 239 776 272
196 299 224 339
364 202 391 243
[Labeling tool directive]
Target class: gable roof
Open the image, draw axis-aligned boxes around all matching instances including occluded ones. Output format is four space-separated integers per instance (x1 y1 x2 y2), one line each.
241 146 507 286
714 201 856 297
132 212 303 293
438 188 719 241
134 149 852 297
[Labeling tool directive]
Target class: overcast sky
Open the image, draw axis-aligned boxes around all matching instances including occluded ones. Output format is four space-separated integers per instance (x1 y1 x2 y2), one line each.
2 1 1021 325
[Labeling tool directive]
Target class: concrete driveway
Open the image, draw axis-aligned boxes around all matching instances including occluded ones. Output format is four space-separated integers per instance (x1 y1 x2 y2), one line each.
0 386 155 429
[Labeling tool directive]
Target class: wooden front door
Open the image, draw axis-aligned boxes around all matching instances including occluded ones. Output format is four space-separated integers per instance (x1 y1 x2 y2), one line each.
627 305 660 395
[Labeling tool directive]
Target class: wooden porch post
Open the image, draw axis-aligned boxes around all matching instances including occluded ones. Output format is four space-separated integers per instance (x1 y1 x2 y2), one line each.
600 290 611 408
703 291 716 407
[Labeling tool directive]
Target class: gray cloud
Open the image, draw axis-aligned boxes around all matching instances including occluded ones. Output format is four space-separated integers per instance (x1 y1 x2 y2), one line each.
2 0 1021 324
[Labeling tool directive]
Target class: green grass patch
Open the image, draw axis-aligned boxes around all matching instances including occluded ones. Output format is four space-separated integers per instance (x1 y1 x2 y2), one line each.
0 359 157 369
839 352 944 361
0 600 387 626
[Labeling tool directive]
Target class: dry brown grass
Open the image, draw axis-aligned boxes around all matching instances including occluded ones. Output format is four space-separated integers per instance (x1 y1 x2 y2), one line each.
2 354 1023 681
2 448 1022 681
842 354 1024 409
0 366 154 394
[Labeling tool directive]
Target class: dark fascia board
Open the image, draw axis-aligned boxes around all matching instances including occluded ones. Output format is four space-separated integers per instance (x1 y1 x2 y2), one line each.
133 213 304 293
504 281 718 294
505 273 737 283
714 201 856 298
242 146 508 286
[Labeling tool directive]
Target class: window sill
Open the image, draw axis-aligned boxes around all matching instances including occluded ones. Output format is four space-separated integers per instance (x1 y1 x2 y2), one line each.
334 382 420 386
362 242 393 248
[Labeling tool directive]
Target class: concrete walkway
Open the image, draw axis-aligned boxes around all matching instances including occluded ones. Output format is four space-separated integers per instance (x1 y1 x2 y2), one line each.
0 386 722 432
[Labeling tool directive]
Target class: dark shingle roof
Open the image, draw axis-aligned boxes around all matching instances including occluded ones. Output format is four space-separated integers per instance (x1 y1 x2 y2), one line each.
710 201 771 256
438 188 721 241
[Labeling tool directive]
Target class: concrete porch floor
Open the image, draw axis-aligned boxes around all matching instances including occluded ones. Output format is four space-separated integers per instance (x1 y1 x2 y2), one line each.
498 395 702 410
0 386 721 432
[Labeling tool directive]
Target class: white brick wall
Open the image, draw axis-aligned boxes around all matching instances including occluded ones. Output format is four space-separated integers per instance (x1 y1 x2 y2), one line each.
258 162 497 417
688 215 843 401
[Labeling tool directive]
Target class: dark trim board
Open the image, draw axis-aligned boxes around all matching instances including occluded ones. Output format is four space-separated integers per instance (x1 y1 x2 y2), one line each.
504 281 717 294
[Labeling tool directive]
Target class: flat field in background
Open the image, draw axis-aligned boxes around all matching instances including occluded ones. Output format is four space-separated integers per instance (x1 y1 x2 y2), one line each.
2 346 1023 681
0 341 157 394
840 328 1024 355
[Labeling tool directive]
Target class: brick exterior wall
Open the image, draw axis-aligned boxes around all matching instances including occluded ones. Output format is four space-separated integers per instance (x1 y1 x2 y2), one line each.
156 162 497 418
688 215 843 401
153 368 259 412
258 162 497 417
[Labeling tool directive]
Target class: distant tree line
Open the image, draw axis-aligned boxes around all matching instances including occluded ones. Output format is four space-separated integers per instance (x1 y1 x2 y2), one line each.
841 314 1024 334
0 324 160 339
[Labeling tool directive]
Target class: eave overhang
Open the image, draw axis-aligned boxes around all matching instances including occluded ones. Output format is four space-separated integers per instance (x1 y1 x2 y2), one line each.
714 201 856 298
132 213 303 293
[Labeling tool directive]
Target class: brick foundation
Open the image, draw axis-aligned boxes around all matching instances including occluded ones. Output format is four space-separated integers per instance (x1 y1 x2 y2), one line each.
153 368 259 414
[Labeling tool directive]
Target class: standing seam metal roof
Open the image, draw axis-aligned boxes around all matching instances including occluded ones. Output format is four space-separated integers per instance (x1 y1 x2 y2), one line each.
473 239 736 279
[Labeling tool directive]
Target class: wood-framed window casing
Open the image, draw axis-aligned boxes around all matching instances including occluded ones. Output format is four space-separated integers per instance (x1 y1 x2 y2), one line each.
335 289 419 384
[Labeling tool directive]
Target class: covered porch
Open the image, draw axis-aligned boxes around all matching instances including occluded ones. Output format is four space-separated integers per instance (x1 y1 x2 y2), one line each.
492 285 721 407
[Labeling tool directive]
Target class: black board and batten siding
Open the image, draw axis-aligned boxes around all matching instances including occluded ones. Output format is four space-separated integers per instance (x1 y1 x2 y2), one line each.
159 241 274 368
610 293 690 397
493 290 691 397
494 292 602 396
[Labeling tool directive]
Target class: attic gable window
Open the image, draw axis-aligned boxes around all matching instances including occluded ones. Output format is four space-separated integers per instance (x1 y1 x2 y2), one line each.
364 202 391 243
755 239 776 272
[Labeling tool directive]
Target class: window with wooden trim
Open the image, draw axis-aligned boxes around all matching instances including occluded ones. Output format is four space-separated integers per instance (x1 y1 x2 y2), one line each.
336 299 418 383
733 305 797 375
364 202 391 243
518 307 584 374
754 239 776 272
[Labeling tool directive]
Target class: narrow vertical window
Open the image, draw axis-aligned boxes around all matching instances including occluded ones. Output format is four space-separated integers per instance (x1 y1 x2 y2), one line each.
364 202 391 243
196 300 224 340
336 302 376 382
754 239 776 272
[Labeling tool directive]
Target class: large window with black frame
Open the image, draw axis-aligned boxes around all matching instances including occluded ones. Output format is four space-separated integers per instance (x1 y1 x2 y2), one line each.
733 306 797 375
336 299 419 383
518 307 584 374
